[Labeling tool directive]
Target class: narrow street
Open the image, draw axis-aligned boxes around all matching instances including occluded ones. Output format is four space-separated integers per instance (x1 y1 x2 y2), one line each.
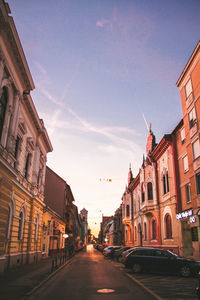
26 245 155 300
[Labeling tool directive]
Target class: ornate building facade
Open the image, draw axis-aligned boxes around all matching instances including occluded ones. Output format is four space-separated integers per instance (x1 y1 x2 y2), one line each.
0 0 53 273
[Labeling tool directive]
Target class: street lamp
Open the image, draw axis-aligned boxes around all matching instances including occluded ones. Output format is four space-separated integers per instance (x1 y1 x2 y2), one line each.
63 233 69 239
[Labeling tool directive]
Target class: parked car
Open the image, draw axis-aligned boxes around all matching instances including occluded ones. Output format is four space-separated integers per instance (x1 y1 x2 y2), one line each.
113 246 134 261
123 247 200 277
103 246 121 258
119 247 135 263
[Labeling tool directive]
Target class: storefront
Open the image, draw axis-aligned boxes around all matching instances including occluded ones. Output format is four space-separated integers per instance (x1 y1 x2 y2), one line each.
176 209 199 259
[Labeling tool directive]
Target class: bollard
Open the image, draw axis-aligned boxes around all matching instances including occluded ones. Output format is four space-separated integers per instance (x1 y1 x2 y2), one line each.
196 272 200 300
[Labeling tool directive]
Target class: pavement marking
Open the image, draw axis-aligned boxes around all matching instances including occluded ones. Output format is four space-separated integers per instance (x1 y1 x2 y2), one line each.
126 273 164 300
97 289 115 293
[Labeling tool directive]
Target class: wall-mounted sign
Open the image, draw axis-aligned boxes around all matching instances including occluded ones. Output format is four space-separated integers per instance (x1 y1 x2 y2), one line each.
176 209 193 220
189 216 196 223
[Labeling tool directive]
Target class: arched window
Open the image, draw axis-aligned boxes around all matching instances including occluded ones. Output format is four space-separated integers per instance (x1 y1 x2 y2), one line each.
165 214 172 239
0 86 8 139
144 222 147 241
152 219 157 240
18 211 24 240
147 182 153 200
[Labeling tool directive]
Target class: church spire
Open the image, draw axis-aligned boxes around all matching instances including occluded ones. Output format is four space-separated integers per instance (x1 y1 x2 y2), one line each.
128 163 133 185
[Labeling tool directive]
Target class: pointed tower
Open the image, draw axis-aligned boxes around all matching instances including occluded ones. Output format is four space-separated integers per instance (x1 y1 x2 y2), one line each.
146 122 156 156
128 164 133 185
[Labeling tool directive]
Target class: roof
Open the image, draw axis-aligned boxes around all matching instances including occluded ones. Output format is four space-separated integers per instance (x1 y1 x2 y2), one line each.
176 40 200 87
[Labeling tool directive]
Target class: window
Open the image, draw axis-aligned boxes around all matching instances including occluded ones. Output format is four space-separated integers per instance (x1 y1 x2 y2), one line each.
34 215 39 241
188 108 196 129
126 205 130 217
144 222 147 241
147 182 153 200
18 211 24 240
196 173 200 195
165 214 172 239
141 183 145 202
185 79 192 99
180 128 185 144
0 86 8 139
152 219 157 240
192 139 200 160
162 172 169 194
185 184 191 203
191 227 198 242
24 152 31 179
37 168 42 188
134 226 137 241
183 155 189 172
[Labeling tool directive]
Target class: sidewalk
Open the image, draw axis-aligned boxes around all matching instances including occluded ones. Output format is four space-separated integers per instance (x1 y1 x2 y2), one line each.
0 255 73 300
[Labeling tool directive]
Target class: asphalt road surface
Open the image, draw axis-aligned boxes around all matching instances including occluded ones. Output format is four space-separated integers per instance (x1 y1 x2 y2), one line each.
26 245 156 300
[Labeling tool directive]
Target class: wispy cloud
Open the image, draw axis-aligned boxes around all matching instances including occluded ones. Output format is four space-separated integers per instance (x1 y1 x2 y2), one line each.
96 18 109 28
38 87 143 157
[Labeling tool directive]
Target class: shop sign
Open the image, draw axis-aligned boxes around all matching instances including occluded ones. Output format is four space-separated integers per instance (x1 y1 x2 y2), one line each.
176 209 193 220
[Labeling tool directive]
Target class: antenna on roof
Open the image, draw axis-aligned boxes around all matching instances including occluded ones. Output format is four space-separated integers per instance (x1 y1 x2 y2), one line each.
142 113 149 132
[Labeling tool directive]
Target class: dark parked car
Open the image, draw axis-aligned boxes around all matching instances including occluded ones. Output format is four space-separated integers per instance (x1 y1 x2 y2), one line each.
113 246 133 261
123 247 200 277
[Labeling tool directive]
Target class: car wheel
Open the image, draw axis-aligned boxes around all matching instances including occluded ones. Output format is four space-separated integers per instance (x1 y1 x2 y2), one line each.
132 263 142 273
180 265 191 277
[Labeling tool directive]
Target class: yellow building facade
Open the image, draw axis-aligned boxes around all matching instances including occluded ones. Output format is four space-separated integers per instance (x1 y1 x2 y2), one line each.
0 0 52 273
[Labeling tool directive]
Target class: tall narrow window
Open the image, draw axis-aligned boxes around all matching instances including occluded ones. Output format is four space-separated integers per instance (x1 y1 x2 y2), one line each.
152 219 157 240
180 128 185 144
134 226 137 241
165 214 172 239
192 139 200 160
147 182 153 200
144 222 147 241
183 155 189 172
37 169 42 188
34 216 39 241
126 205 130 217
163 172 169 194
188 108 196 129
141 183 145 202
18 211 24 240
196 173 200 195
0 86 8 140
185 184 191 203
24 153 31 179
185 79 192 99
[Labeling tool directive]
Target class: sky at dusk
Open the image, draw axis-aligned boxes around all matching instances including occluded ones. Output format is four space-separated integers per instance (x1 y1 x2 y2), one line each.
8 0 200 236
